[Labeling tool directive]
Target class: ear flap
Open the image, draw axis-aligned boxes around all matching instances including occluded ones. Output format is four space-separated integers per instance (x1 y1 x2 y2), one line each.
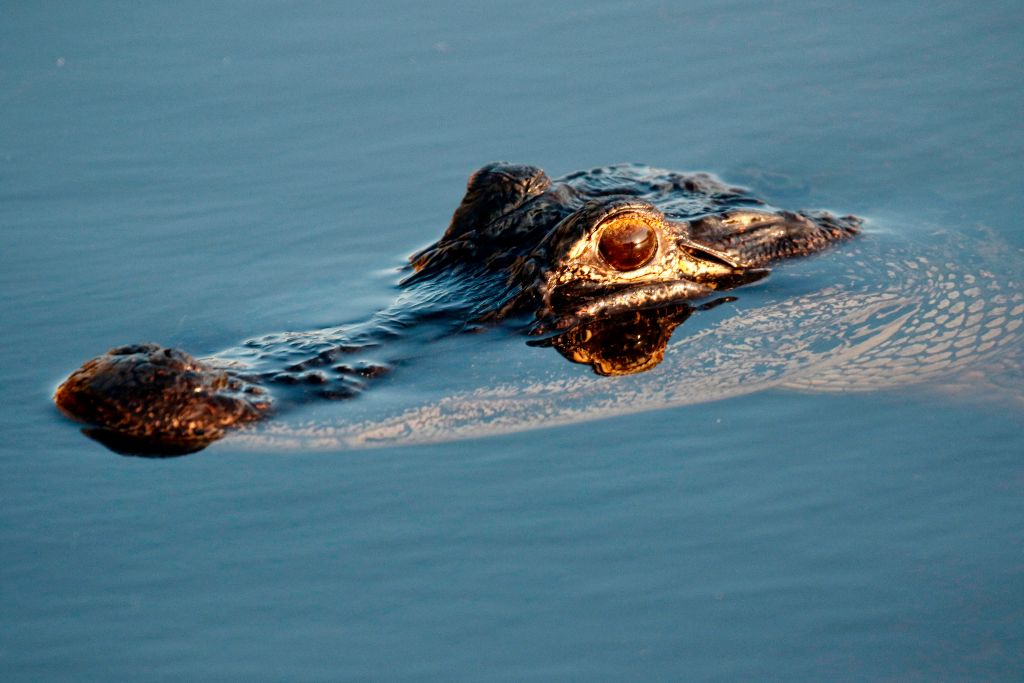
688 209 861 267
442 162 551 241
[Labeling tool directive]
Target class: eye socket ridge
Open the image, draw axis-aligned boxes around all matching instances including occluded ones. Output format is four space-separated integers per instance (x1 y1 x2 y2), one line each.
596 212 659 271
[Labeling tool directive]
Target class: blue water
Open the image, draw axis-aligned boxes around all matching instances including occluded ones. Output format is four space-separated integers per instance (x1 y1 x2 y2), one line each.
2 1 1022 680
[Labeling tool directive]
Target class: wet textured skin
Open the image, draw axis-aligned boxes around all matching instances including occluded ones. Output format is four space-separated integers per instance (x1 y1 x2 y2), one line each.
55 162 861 454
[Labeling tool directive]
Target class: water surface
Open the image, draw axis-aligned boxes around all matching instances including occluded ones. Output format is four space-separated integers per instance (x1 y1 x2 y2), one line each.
2 1 1022 680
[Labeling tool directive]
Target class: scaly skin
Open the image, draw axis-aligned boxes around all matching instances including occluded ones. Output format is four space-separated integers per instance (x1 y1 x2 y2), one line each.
55 163 859 453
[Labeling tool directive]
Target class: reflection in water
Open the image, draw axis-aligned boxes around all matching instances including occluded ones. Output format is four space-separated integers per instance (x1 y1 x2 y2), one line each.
82 428 208 458
532 298 735 376
76 300 735 457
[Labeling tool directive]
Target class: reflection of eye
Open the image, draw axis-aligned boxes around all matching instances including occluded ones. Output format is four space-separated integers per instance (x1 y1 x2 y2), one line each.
598 219 657 270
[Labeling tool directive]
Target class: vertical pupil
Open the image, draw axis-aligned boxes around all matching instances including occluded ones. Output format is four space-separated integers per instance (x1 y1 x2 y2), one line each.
598 220 656 270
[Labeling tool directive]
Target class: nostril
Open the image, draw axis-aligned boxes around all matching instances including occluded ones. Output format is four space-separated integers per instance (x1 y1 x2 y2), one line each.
53 344 270 454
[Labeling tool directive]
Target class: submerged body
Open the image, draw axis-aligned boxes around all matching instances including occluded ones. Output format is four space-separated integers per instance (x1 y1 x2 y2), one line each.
56 162 866 453
284 229 1022 449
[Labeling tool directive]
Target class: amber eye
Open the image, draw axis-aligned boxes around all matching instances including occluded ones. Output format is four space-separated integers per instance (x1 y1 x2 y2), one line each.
597 217 658 270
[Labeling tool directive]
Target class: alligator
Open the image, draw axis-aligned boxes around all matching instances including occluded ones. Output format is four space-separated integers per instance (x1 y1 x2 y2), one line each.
54 162 870 455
